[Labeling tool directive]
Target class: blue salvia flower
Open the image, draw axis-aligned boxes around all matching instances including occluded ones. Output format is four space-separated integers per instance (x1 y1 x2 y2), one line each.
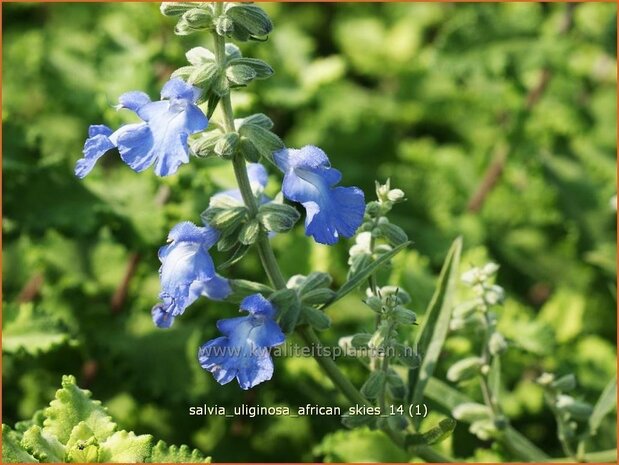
75 78 208 178
211 163 270 205
198 293 285 390
274 145 365 245
152 221 231 328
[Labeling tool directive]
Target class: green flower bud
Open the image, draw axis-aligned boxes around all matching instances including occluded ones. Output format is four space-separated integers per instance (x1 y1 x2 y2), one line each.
183 8 214 29
551 374 577 392
452 402 492 422
361 371 385 399
365 201 381 217
301 288 337 306
395 343 420 368
189 62 219 87
160 2 202 17
302 306 331 331
228 58 273 80
215 15 235 36
203 206 247 233
238 123 284 162
238 219 260 245
556 395 593 421
225 3 273 38
368 322 390 349
238 136 260 163
364 295 383 313
190 130 222 158
446 357 483 383
297 271 332 295
226 64 257 86
257 202 300 233
537 372 555 386
214 132 240 159
488 331 507 356
380 286 411 305
271 288 301 334
378 222 408 246
392 307 417 326
350 333 371 348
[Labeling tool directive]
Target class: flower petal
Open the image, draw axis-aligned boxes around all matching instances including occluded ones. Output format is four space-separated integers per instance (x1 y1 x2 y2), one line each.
160 77 201 102
116 91 151 112
240 293 276 318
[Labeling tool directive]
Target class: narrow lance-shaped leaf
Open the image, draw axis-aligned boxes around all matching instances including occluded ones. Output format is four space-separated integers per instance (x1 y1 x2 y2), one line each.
409 237 462 427
588 375 617 436
325 241 412 309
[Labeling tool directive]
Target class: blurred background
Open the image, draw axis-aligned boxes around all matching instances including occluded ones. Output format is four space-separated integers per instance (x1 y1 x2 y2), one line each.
2 2 617 462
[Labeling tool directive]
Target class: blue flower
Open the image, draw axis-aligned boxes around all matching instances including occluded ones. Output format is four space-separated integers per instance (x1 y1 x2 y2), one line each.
274 146 365 245
152 221 231 328
75 78 208 178
198 293 285 390
211 163 270 205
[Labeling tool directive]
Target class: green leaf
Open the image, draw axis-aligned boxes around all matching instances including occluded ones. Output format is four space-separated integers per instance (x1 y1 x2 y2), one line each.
3 303 73 355
43 375 116 444
406 418 457 446
21 426 65 462
2 425 38 463
327 241 411 308
588 375 617 435
97 430 152 463
409 237 462 425
315 428 408 462
149 440 211 463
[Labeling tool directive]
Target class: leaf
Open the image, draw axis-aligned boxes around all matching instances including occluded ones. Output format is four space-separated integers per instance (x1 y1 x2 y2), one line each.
406 418 457 446
20 426 65 462
588 375 617 435
2 303 73 355
43 375 116 444
2 425 38 463
409 237 462 424
315 428 408 462
149 440 211 463
97 430 153 463
326 241 411 308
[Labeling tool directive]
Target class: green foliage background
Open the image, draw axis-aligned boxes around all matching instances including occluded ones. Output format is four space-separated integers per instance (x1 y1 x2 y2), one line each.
3 2 617 462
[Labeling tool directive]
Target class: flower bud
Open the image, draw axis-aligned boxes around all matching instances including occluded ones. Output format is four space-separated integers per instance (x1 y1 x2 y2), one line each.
368 322 390 349
258 203 300 233
387 188 405 202
488 331 507 356
238 219 260 245
551 374 577 392
214 132 240 159
392 307 417 326
350 333 371 348
301 288 337 306
361 371 385 399
378 222 408 246
160 2 201 17
452 403 492 422
447 357 483 383
270 288 300 333
386 371 407 400
297 272 332 295
184 8 214 29
203 206 247 233
215 15 235 36
365 201 381 217
380 286 411 305
469 419 497 441
556 395 593 421
302 306 331 331
364 295 383 313
225 3 273 39
485 284 505 305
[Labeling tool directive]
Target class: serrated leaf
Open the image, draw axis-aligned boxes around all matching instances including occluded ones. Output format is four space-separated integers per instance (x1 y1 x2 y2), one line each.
3 303 73 355
2 425 38 463
589 375 617 435
21 426 65 462
43 375 116 444
149 440 211 463
326 241 411 308
409 237 462 427
97 430 152 463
